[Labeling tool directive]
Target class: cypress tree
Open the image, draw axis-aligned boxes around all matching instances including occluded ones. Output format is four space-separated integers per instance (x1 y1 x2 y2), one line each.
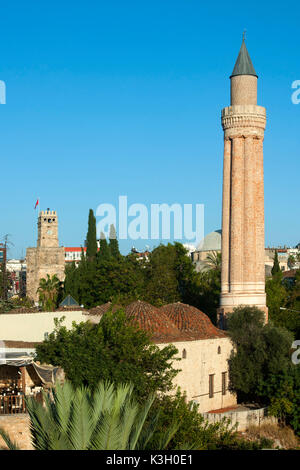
109 224 121 259
98 232 111 261
86 209 97 260
271 250 281 277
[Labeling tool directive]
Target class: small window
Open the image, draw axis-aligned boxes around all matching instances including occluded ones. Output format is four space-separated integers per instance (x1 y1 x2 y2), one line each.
182 349 187 359
222 372 227 395
218 346 221 354
209 374 214 398
44 332 49 340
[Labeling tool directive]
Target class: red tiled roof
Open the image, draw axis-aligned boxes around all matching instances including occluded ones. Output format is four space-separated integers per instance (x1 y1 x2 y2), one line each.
160 302 227 340
64 247 87 252
125 301 196 343
89 300 226 343
3 340 40 348
282 269 298 278
208 405 239 414
87 302 122 316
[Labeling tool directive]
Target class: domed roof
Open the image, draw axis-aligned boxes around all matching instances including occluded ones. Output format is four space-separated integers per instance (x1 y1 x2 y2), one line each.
125 300 191 343
196 230 222 252
88 302 122 317
160 302 226 340
88 300 226 343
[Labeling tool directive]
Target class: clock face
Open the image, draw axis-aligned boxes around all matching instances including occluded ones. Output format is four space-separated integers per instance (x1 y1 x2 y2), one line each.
47 230 52 235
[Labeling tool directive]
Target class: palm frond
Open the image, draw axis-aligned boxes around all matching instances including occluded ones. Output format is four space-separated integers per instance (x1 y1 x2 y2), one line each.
67 387 95 449
0 428 20 450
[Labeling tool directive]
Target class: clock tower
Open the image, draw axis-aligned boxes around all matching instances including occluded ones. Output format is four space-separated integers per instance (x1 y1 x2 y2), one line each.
26 208 65 303
37 209 59 248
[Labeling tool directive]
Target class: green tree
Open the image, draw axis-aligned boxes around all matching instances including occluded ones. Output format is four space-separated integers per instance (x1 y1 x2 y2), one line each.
227 306 300 434
194 268 221 325
37 274 61 311
144 244 180 306
266 274 287 321
271 250 281 276
97 232 111 261
86 209 97 260
35 309 179 400
287 255 296 269
0 263 12 300
64 262 79 301
173 242 201 306
266 269 300 339
227 306 293 402
109 224 121 260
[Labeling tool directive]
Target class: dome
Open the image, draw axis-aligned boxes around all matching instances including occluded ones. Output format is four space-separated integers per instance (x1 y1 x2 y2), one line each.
160 302 226 340
125 300 191 343
196 230 222 252
87 302 122 322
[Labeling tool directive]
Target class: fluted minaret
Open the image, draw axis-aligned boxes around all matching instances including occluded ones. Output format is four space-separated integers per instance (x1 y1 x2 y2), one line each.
218 38 268 327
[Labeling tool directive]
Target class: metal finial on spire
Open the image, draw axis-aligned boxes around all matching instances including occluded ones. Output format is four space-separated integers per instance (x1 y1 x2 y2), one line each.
242 30 247 41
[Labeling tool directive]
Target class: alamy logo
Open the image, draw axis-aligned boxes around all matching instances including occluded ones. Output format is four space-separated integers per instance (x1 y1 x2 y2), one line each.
0 81 6 104
291 80 300 104
292 339 300 365
96 196 204 245
291 340 300 365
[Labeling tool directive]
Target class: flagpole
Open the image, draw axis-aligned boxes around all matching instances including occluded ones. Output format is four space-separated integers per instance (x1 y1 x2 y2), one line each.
35 197 40 245
38 196 40 243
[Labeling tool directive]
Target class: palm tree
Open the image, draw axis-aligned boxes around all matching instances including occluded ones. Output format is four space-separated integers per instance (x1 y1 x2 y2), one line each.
0 428 19 450
1 381 180 450
37 274 60 311
287 255 296 269
203 251 221 271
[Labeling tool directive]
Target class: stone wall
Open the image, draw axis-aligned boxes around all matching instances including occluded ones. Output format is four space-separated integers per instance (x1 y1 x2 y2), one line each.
0 414 33 450
26 246 65 302
158 337 237 413
202 407 277 432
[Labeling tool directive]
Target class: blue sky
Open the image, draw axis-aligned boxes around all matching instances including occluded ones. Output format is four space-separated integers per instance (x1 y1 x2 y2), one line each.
0 1 299 258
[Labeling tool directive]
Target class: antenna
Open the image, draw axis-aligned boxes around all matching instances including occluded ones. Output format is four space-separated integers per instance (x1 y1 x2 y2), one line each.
1 234 14 301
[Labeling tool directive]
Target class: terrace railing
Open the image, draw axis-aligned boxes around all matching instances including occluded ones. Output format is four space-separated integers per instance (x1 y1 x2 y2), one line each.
0 394 26 414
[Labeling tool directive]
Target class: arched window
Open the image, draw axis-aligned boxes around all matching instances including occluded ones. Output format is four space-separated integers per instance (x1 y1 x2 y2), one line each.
218 346 221 355
182 349 187 359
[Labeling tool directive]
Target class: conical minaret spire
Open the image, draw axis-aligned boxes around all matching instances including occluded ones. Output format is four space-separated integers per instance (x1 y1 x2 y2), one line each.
231 36 257 78
230 36 258 106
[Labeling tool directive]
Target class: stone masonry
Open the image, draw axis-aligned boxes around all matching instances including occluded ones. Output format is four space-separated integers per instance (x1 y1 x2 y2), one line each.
218 39 268 325
26 210 65 303
0 414 33 450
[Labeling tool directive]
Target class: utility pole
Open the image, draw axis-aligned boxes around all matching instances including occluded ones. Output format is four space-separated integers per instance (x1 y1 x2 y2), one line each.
0 242 7 301
3 238 7 301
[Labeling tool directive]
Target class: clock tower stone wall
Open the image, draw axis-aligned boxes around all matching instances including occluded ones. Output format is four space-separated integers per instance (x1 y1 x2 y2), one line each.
26 210 65 303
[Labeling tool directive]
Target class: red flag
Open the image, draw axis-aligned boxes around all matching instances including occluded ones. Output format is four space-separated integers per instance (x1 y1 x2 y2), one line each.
34 199 39 209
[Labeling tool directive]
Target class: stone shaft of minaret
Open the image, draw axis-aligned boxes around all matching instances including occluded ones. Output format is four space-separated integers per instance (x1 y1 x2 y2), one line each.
218 39 268 327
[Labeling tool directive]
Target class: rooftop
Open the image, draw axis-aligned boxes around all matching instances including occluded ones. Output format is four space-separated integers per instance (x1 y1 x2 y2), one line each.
125 300 226 343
